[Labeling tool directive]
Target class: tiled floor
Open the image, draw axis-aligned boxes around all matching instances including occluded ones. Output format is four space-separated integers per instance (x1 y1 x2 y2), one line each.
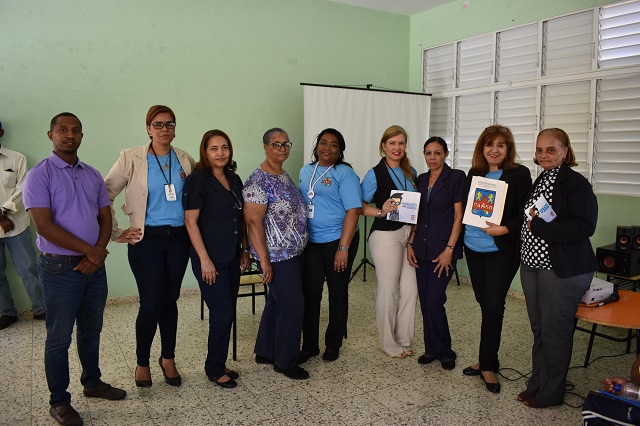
1 269 636 425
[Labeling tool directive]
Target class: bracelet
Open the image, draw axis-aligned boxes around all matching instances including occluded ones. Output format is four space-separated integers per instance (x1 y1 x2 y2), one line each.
446 245 454 250
376 209 382 218
407 242 414 247
337 245 349 251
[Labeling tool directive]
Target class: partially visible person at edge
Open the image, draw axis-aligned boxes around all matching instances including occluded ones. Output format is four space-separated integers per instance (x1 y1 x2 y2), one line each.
0 120 46 330
360 125 419 359
243 128 310 380
297 128 362 364
23 113 126 426
407 137 465 371
582 352 640 425
104 105 195 389
461 125 532 394
183 130 250 389
518 128 598 409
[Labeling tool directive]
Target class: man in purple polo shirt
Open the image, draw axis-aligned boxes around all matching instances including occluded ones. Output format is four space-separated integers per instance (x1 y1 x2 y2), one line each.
23 112 126 426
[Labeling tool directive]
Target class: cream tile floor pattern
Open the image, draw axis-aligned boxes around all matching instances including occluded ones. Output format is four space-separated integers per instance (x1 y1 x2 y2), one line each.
0 271 635 426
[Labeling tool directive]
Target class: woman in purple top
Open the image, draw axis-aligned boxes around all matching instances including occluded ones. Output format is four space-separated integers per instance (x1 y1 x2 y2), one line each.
243 127 309 380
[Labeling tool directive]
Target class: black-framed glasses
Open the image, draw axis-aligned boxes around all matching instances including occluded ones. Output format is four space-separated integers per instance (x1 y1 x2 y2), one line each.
268 142 293 150
151 121 176 129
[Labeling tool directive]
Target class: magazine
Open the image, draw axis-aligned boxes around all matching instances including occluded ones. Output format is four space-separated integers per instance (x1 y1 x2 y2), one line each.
386 190 421 225
462 176 508 228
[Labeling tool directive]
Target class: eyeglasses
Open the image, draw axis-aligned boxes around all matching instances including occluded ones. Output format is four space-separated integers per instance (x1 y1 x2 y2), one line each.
268 142 293 150
151 121 176 129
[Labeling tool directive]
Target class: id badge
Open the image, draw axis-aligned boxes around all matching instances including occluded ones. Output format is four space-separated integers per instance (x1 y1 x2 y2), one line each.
306 204 314 219
165 184 177 201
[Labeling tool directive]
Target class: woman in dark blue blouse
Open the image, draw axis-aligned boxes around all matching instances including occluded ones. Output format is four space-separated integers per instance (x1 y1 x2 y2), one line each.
184 129 250 388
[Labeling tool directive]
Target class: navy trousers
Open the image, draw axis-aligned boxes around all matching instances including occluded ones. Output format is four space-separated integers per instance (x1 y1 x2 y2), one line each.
128 225 189 366
416 257 456 361
191 252 240 379
254 255 304 370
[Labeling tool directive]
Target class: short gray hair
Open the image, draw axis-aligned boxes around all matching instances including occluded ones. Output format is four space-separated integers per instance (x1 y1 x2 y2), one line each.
262 127 288 145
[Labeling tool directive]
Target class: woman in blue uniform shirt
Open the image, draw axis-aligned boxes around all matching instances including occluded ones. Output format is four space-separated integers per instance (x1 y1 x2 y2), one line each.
298 128 362 363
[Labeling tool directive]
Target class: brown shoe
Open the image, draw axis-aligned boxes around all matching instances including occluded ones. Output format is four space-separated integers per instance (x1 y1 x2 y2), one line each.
49 404 83 426
83 382 126 400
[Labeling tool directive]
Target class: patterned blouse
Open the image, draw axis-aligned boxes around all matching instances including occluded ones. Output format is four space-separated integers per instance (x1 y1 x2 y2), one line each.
243 168 308 263
520 167 560 270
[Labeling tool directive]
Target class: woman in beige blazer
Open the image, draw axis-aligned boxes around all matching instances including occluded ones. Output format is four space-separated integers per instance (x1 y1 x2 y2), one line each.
105 105 195 388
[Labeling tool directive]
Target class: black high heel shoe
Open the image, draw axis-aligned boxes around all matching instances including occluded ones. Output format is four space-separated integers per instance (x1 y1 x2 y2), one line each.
158 357 182 387
479 371 501 393
135 366 152 388
462 366 481 376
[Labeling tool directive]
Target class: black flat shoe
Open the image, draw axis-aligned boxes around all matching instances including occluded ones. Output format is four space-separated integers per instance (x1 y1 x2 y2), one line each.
322 348 339 362
441 359 456 370
418 354 437 365
273 364 309 380
463 366 481 376
480 371 501 393
135 366 152 388
223 368 239 379
209 375 237 389
158 357 182 387
298 349 320 363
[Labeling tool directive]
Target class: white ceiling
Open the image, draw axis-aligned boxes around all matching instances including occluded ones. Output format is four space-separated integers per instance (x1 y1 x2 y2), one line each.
324 0 460 16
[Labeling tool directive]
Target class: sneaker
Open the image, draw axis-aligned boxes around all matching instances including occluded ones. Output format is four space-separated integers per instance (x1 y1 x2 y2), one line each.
0 315 18 330
83 382 126 400
49 403 83 426
273 364 309 380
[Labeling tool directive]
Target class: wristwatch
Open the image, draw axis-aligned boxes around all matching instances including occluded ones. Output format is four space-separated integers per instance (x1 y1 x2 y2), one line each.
376 209 382 218
337 245 349 251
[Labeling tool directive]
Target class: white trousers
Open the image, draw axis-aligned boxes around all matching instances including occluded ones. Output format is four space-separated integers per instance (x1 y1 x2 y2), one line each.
369 225 418 357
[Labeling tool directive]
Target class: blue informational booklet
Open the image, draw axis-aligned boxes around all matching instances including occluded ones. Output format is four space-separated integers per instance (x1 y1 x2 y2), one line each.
386 190 421 225
598 389 640 408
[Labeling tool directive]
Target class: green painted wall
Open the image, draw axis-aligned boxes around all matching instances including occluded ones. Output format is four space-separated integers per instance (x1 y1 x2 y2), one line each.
409 0 640 292
1 0 408 309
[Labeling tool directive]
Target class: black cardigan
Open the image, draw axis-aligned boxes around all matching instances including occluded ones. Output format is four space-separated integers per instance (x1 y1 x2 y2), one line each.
528 165 598 278
463 164 532 255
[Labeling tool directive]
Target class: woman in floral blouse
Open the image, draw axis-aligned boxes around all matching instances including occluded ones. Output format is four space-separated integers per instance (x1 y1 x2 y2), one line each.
243 127 310 380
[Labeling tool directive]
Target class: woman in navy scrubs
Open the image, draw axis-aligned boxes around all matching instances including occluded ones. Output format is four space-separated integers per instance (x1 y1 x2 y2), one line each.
184 129 250 388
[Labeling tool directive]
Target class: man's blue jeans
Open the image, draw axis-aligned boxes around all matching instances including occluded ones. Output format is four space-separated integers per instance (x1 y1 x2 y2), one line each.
0 227 45 316
39 254 107 406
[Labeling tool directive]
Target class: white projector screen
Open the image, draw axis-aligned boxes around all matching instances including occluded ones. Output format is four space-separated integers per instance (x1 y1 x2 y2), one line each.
302 84 431 181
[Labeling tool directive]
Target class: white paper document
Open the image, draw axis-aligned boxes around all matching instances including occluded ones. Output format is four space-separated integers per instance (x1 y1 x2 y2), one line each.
386 190 421 225
462 176 508 228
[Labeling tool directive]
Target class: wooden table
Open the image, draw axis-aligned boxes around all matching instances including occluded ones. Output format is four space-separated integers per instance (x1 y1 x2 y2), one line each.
575 290 640 367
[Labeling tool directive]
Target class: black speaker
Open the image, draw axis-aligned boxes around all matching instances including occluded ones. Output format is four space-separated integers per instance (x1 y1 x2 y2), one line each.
616 226 633 251
633 226 640 251
596 244 640 278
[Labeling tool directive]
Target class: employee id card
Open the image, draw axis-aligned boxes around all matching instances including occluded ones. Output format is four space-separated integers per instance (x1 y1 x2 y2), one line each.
165 184 177 201
306 204 314 219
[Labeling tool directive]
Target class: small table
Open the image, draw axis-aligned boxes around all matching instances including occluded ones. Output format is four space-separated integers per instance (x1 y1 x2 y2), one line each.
575 290 640 367
598 272 640 292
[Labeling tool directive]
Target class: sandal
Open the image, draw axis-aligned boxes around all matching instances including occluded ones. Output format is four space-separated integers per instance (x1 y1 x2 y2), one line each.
403 349 415 356
392 352 408 359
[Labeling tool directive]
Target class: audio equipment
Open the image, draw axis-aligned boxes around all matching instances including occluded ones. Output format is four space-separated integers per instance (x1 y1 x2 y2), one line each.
596 244 640 277
616 226 633 251
633 226 640 251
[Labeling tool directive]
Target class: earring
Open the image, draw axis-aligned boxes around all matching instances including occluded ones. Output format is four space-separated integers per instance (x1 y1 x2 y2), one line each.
148 134 152 140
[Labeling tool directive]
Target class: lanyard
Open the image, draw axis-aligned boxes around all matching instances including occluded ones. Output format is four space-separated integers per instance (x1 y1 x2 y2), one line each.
307 162 333 202
385 160 406 191
151 145 172 184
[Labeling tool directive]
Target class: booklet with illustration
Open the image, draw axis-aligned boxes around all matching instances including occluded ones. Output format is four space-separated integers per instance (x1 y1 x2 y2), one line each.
386 190 421 225
462 176 508 228
524 195 557 222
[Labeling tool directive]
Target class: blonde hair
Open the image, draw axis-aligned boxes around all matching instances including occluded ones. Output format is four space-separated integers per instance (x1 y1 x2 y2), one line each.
379 125 414 181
